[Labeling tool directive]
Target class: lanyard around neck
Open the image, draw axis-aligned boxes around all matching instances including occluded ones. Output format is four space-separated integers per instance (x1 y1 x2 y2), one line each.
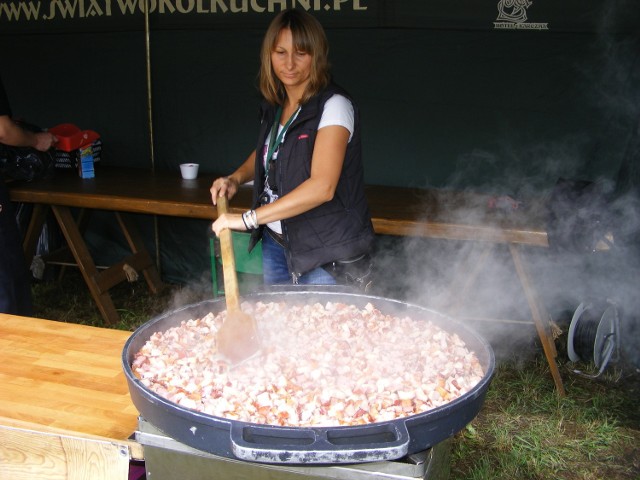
266 105 300 167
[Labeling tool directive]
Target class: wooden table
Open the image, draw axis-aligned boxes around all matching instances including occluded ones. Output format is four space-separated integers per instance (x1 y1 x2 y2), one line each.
8 166 564 395
0 314 141 479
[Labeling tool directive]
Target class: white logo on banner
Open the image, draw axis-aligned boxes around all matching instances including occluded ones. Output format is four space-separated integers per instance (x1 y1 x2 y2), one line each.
494 0 548 30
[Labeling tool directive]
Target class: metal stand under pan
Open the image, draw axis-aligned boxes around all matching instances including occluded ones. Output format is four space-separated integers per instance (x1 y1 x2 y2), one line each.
136 417 451 480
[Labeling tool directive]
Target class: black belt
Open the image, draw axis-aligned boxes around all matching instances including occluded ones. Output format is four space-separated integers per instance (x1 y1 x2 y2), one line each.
265 227 286 247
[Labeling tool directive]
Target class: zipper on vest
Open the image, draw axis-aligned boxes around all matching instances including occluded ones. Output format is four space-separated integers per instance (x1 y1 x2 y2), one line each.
281 222 300 284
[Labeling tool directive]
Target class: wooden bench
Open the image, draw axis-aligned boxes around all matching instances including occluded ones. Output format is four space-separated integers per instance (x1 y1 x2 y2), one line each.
9 166 564 395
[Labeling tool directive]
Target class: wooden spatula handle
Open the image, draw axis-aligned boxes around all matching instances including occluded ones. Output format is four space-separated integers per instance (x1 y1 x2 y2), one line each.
217 195 241 311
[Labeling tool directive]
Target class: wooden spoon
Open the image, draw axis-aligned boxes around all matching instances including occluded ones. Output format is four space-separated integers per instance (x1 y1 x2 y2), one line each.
215 196 260 364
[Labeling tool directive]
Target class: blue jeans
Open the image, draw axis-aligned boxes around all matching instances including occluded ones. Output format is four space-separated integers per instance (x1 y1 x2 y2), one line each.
261 231 336 285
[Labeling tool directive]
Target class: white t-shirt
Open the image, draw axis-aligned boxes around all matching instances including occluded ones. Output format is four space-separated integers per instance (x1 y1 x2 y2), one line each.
318 94 355 142
264 94 354 234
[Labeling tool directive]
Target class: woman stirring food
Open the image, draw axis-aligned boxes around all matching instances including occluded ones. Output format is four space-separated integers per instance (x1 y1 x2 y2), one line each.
210 8 375 288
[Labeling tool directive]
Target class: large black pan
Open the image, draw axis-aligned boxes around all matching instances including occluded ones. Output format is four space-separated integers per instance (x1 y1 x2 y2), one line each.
122 289 495 464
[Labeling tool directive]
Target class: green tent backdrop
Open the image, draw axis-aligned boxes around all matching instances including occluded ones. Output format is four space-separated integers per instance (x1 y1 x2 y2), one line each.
1 0 638 289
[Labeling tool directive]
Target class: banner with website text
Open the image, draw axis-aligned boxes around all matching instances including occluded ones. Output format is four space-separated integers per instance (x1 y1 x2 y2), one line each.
1 0 636 34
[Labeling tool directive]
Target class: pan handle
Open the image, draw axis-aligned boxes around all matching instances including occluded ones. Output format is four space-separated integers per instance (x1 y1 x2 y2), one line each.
228 421 410 464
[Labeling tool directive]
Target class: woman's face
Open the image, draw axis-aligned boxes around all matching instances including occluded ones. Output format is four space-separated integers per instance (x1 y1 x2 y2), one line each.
271 28 312 95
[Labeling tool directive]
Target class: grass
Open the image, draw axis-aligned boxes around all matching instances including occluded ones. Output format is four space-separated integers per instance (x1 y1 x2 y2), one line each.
452 359 639 479
31 268 208 331
31 270 640 480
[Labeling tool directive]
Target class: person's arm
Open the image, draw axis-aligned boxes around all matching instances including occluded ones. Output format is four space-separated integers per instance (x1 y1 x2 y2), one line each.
210 150 257 205
0 115 57 152
211 125 349 234
256 124 348 222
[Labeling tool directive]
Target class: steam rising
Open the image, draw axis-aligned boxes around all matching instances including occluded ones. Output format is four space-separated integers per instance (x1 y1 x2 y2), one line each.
374 2 639 371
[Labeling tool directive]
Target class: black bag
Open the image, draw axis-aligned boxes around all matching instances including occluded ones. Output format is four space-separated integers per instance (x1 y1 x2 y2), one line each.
0 121 54 182
546 178 614 253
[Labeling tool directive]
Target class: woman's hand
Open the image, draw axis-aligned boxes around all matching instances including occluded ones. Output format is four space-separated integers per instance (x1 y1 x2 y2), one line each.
211 213 247 236
210 176 245 235
210 176 239 205
209 151 257 205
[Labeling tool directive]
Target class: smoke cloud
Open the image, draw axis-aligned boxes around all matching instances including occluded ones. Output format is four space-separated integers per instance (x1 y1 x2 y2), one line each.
373 1 640 372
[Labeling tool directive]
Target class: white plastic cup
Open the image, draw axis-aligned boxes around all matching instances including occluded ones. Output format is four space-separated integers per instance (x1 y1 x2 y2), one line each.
180 163 199 180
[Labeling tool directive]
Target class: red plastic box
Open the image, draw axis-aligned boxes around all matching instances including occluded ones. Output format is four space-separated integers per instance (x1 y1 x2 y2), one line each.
49 123 100 152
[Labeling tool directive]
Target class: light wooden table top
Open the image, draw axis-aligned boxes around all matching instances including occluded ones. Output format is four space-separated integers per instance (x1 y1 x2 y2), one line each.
0 314 138 441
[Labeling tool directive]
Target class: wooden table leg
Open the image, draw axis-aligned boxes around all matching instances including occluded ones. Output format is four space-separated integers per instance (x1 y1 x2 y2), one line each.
51 205 121 325
56 208 92 281
21 204 50 267
115 212 164 294
509 243 566 396
48 207 166 325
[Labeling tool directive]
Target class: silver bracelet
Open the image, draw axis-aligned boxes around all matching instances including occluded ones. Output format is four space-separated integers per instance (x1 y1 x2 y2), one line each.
243 210 258 230
249 209 258 229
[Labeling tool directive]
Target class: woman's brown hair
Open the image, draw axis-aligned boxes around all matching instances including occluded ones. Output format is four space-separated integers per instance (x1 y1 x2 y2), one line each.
259 9 331 106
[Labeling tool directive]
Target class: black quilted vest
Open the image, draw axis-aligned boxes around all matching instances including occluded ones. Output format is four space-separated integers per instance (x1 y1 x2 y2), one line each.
250 83 375 278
